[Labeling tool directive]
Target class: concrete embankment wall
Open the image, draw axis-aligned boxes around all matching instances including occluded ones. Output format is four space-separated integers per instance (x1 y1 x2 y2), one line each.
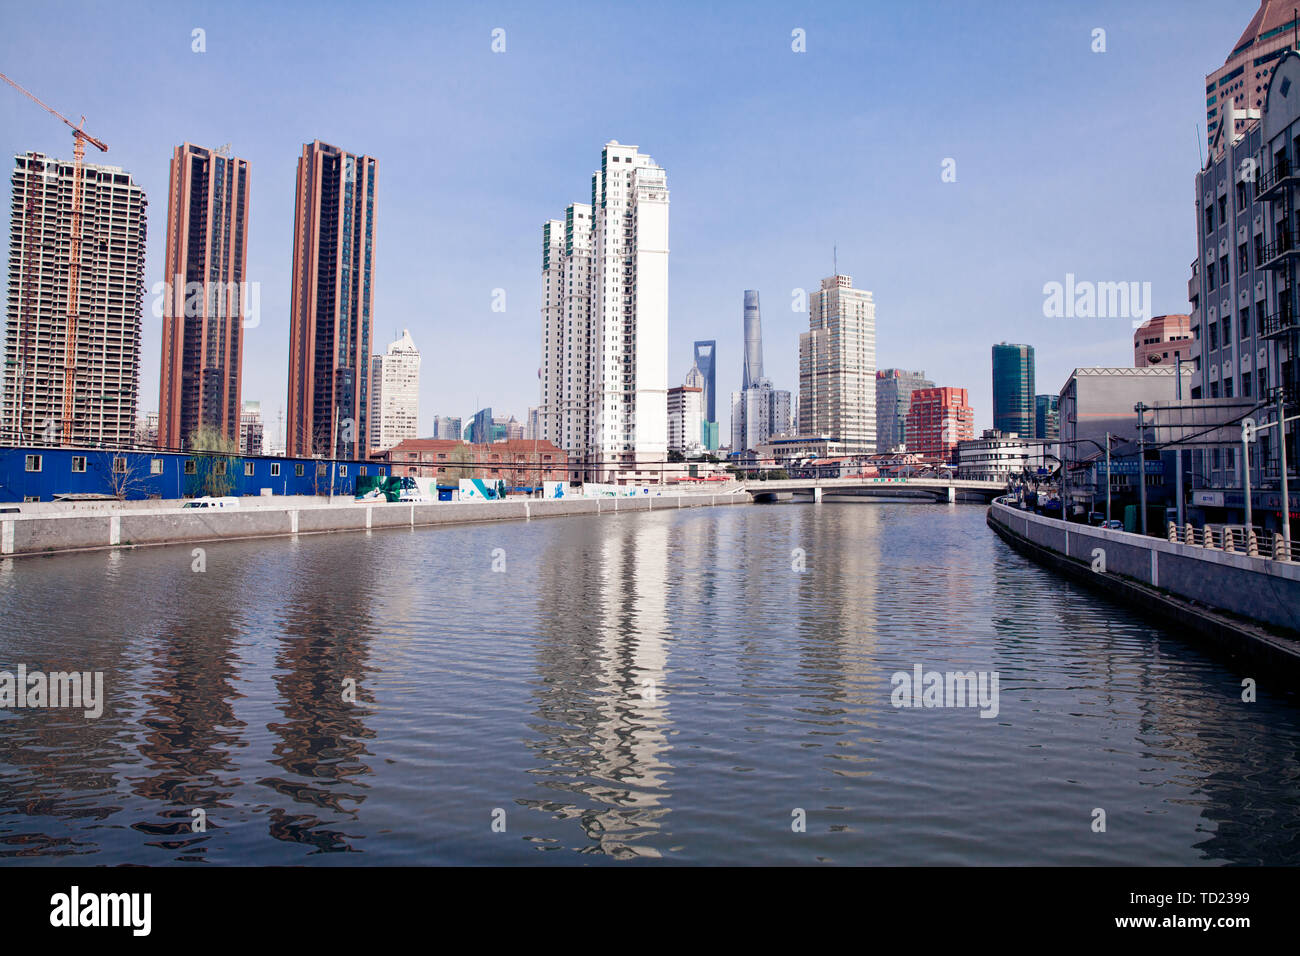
987 500 1300 673
0 493 751 558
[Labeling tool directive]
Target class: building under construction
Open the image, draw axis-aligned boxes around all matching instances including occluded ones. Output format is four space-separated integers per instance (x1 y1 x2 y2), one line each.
2 151 148 446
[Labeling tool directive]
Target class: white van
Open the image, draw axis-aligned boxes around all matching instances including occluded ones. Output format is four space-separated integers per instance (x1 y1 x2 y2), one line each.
183 496 241 509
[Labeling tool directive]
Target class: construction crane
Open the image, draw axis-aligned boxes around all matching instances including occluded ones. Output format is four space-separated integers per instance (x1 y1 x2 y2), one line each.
0 72 109 445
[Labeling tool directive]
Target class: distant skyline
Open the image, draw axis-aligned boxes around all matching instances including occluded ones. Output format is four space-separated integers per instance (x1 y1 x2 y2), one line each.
0 1 1253 444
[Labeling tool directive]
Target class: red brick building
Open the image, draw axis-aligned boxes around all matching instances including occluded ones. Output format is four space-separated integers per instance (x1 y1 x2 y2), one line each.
370 438 568 486
905 387 974 462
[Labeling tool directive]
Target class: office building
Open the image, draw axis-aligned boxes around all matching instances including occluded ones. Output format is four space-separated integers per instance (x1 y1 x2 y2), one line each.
1205 1 1295 146
798 274 877 453
742 291 763 389
157 143 251 450
286 140 378 458
368 329 420 453
957 429 1057 482
1134 314 1193 367
2 152 147 447
468 407 493 445
730 291 791 453
905 387 974 461
431 415 462 441
539 141 669 483
876 369 933 452
1035 394 1060 441
992 343 1035 438
240 401 264 455
668 384 703 454
693 338 717 422
731 384 792 454
1058 366 1194 521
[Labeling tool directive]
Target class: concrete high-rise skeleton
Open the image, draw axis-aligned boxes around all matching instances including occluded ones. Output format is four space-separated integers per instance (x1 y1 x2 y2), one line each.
798 274 876 453
3 151 147 447
540 141 669 482
157 143 250 450
368 329 420 453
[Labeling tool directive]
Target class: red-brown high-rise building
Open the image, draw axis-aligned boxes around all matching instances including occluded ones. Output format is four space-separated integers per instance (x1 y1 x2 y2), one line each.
1206 2 1295 147
286 140 377 459
158 143 251 450
1133 313 1192 368
905 386 974 462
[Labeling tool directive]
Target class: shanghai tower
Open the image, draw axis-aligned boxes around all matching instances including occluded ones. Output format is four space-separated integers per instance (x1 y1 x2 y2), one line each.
742 290 763 390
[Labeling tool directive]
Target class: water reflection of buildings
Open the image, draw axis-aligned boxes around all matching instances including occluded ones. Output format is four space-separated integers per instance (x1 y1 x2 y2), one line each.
0 551 147 858
130 561 248 860
988 546 1300 864
526 517 674 858
259 545 380 854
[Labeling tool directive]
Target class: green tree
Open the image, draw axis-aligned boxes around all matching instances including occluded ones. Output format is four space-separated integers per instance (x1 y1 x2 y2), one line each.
444 442 475 482
186 425 242 498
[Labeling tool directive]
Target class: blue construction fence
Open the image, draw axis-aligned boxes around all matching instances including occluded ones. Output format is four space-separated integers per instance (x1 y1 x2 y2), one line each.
0 445 388 503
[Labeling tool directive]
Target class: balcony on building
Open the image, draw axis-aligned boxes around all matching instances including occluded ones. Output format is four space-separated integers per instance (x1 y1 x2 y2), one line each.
1256 156 1299 201
1262 304 1300 338
1260 227 1300 270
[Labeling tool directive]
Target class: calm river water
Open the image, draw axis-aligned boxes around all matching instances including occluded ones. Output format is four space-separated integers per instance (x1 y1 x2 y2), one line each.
1 500 1298 864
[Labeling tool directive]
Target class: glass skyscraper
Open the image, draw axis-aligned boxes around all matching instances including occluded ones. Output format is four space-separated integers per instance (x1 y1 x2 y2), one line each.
992 343 1035 437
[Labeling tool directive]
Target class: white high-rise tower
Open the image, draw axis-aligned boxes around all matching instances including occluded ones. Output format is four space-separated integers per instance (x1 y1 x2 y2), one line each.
540 141 669 483
799 274 877 453
368 329 420 453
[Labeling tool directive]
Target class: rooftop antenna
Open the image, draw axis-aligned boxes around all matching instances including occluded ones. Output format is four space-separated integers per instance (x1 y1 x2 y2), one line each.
833 244 838 276
1195 123 1204 170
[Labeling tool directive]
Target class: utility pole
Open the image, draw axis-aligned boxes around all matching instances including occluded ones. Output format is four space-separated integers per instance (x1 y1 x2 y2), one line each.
1135 402 1149 535
1175 353 1185 527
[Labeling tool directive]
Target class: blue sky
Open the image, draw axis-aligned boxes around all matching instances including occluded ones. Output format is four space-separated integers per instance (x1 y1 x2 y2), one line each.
0 0 1253 442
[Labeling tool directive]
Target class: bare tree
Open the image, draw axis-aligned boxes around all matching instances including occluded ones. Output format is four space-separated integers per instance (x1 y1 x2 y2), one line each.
98 451 150 501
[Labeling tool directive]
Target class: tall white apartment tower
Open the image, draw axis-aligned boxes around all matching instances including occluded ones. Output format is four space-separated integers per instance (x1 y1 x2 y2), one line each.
541 141 669 483
540 202 594 471
798 274 876 454
3 152 148 447
368 328 421 452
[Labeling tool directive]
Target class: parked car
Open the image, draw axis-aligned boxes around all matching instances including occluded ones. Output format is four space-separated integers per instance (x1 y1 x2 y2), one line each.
1102 519 1123 531
183 496 240 509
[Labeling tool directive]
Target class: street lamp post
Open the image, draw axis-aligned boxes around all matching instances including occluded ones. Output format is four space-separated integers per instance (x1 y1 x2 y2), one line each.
1243 417 1254 535
1280 388 1292 558
1135 402 1148 535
